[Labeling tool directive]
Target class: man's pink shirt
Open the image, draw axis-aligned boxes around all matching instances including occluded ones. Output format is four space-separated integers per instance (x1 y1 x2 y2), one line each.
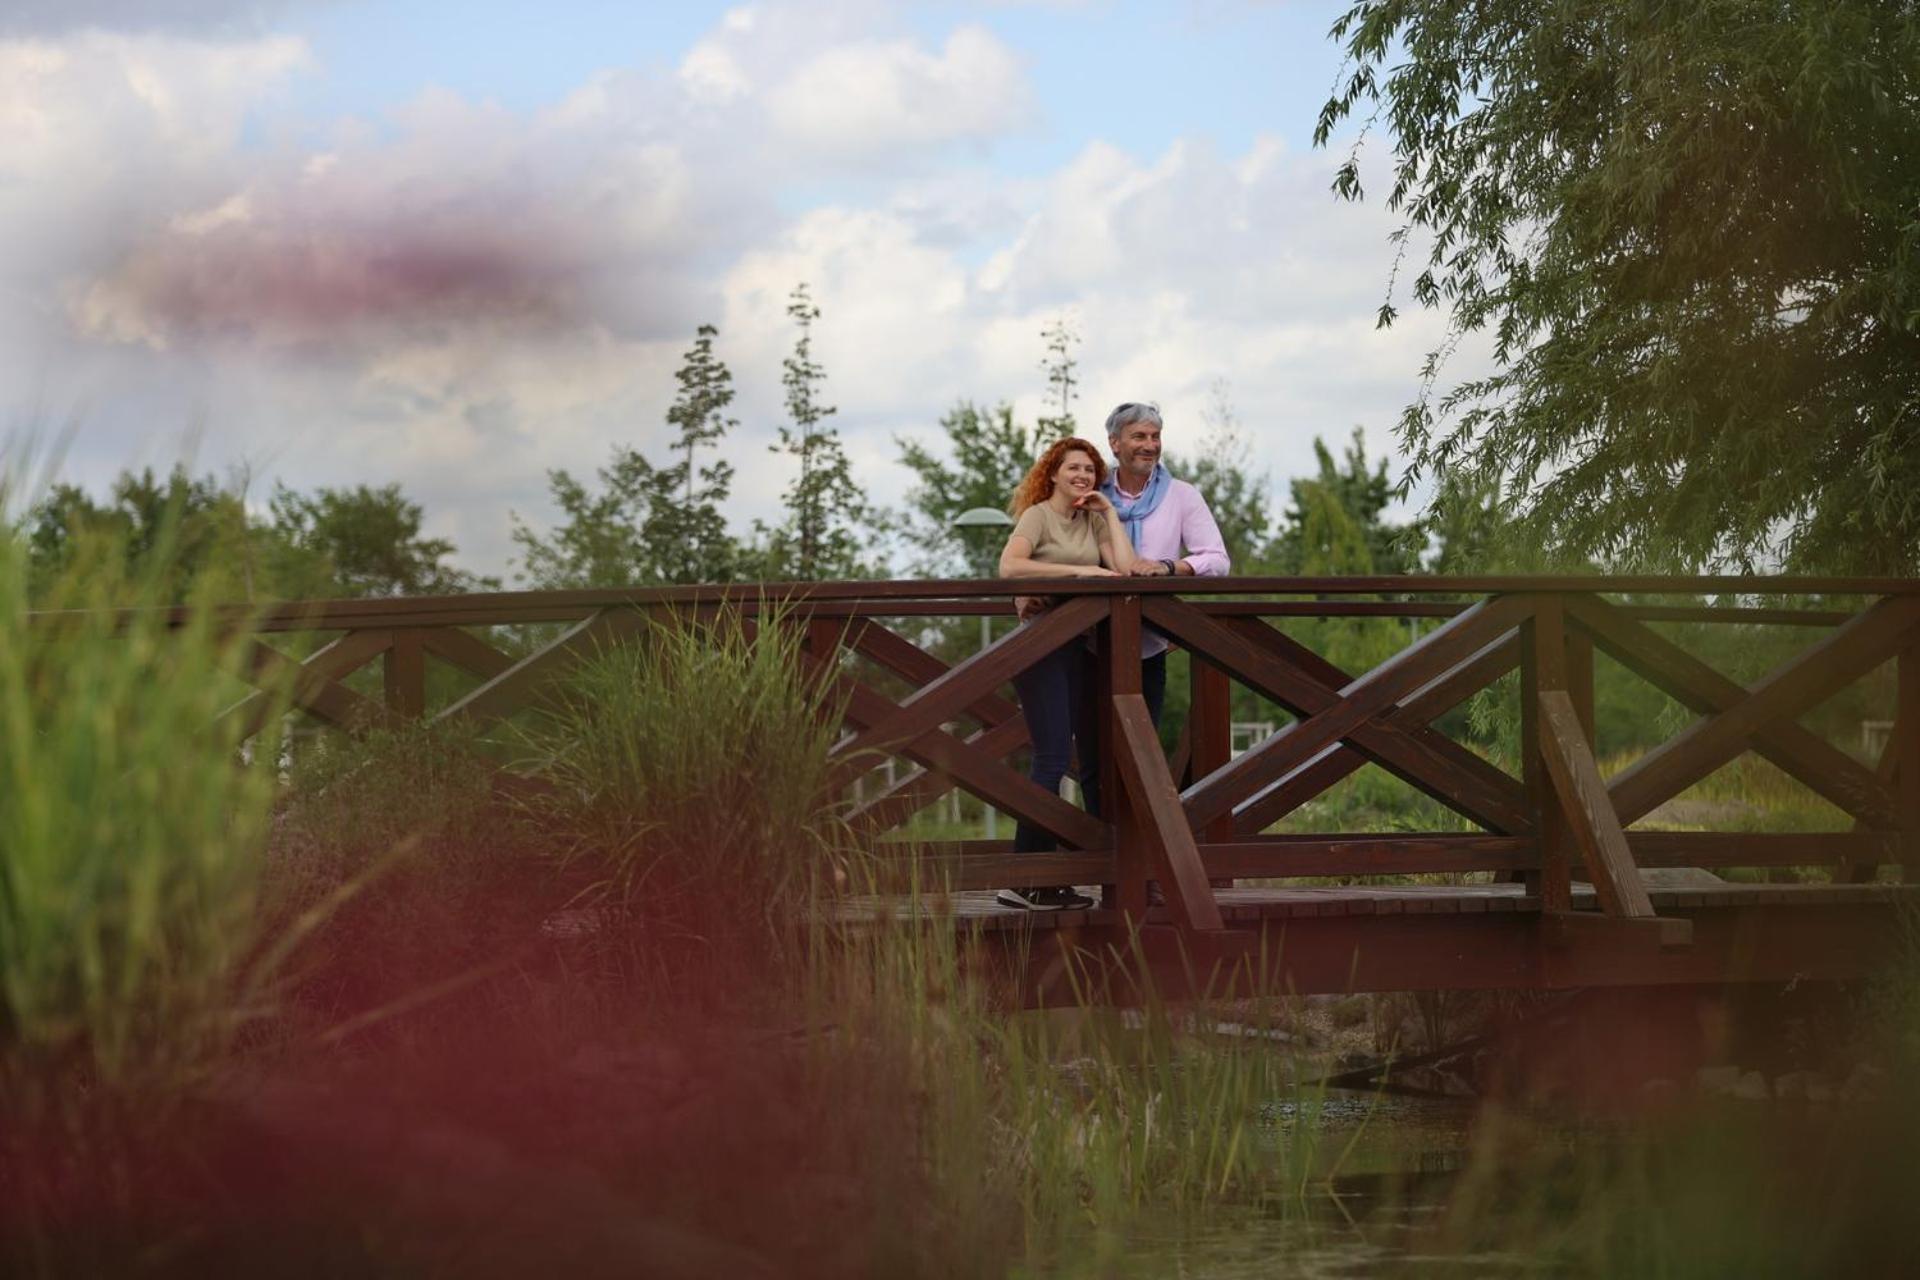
1126 477 1230 657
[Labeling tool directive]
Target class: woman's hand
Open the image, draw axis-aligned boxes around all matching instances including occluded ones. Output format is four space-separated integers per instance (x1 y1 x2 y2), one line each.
1076 564 1120 577
1072 491 1116 517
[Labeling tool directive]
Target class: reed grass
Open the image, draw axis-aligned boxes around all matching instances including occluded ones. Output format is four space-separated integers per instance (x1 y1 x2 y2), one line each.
0 507 291 1102
511 606 860 940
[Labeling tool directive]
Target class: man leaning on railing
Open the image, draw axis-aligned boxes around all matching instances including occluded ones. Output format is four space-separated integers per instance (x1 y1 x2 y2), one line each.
1097 401 1231 724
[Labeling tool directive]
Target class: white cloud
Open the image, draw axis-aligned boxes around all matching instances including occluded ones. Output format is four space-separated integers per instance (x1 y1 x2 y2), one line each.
0 2 331 37
766 25 1032 158
1 3 1461 577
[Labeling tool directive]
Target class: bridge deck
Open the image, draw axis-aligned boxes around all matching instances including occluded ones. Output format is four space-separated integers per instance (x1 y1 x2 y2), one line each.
859 880 1918 931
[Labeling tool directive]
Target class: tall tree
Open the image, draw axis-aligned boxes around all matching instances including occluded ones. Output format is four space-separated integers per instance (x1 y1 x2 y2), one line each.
1318 0 1920 573
1269 429 1413 576
642 324 739 584
25 466 256 601
270 482 486 596
767 283 875 580
511 451 653 589
894 401 1046 576
1036 314 1081 438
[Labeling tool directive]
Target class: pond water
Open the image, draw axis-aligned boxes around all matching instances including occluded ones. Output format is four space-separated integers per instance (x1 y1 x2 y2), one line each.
1055 1093 1545 1278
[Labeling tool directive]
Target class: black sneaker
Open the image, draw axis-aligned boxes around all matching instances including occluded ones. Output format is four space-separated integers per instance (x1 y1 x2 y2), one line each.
996 886 1096 912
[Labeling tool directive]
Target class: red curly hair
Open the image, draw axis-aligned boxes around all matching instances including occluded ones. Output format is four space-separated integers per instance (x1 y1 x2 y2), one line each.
1010 437 1108 516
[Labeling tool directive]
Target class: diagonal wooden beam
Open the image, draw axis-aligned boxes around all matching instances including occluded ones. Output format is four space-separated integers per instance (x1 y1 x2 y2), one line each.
1231 626 1525 834
809 653 1107 850
434 607 649 727
848 715 1029 838
1603 597 1920 825
220 631 395 738
832 596 1104 766
1146 596 1533 833
1537 690 1654 919
419 627 517 681
844 618 1024 731
1567 594 1900 828
1112 693 1223 933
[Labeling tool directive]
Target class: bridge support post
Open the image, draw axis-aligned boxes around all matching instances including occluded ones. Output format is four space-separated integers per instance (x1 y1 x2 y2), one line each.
383 630 426 720
1900 641 1919 882
1104 595 1150 922
1522 596 1576 912
1190 657 1235 887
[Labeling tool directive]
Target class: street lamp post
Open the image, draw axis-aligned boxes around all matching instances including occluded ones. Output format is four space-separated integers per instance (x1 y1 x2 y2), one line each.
952 506 1014 841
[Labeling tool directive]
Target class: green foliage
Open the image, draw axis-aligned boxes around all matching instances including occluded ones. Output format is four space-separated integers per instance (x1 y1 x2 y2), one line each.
276 718 506 880
511 452 654 588
513 608 855 935
269 481 491 596
895 401 1046 576
0 501 288 1097
643 323 739 584
765 284 880 580
1268 429 1413 576
23 465 482 603
1320 0 1920 573
24 465 259 601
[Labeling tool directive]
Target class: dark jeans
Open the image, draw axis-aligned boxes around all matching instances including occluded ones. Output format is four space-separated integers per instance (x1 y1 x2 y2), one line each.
1011 646 1170 853
1012 640 1101 853
1141 649 1168 727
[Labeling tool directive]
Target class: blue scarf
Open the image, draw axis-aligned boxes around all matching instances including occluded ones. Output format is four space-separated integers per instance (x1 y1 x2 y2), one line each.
1102 463 1170 550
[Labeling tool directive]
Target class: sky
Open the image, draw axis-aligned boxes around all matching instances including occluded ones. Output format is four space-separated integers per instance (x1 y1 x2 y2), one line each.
0 0 1463 578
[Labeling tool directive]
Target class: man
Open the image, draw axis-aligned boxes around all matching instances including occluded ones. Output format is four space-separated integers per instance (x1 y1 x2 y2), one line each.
1098 401 1231 724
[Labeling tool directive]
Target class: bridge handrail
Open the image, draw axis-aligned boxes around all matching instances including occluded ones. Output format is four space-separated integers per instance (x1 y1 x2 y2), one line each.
34 577 1916 940
22 572 1916 634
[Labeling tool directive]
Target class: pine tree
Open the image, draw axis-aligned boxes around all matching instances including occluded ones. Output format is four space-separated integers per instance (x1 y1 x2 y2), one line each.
1036 315 1080 438
767 284 875 580
642 324 738 584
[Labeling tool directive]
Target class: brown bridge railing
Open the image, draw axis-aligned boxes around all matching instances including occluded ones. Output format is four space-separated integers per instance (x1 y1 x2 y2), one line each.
36 576 1919 945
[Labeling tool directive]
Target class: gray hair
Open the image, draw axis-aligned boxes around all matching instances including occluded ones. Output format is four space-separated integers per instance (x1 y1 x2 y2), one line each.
1104 401 1163 442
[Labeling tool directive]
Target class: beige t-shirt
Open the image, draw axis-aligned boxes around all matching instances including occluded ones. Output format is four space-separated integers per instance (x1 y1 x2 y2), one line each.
1011 503 1110 570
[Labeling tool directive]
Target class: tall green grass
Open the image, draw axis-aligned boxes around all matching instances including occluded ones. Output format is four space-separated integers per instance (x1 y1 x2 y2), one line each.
513 607 859 938
0 512 292 1102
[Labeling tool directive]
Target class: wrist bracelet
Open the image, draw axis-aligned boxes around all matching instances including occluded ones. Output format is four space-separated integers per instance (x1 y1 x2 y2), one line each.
1161 559 1177 576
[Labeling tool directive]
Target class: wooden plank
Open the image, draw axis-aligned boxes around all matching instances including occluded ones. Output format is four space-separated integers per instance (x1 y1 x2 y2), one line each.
1150 596 1534 832
1196 835 1532 879
1539 690 1655 918
1629 830 1896 868
1106 595 1150 919
811 655 1109 850
54 581 1894 642
383 630 426 719
419 627 516 681
220 631 395 738
832 596 1105 767
1190 658 1235 844
435 607 648 726
848 715 1028 837
1606 597 1920 824
1902 644 1920 880
1567 594 1899 827
847 618 1024 730
888 851 1114 891
1524 598 1575 911
1568 624 1596 743
1107 596 1143 697
1112 692 1223 932
1232 627 1522 833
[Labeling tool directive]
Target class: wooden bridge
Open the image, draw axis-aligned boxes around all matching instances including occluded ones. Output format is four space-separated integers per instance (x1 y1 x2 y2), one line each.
57 575 1920 1004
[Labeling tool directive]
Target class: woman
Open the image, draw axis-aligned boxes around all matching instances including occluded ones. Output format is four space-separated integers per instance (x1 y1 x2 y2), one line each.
993 438 1136 911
